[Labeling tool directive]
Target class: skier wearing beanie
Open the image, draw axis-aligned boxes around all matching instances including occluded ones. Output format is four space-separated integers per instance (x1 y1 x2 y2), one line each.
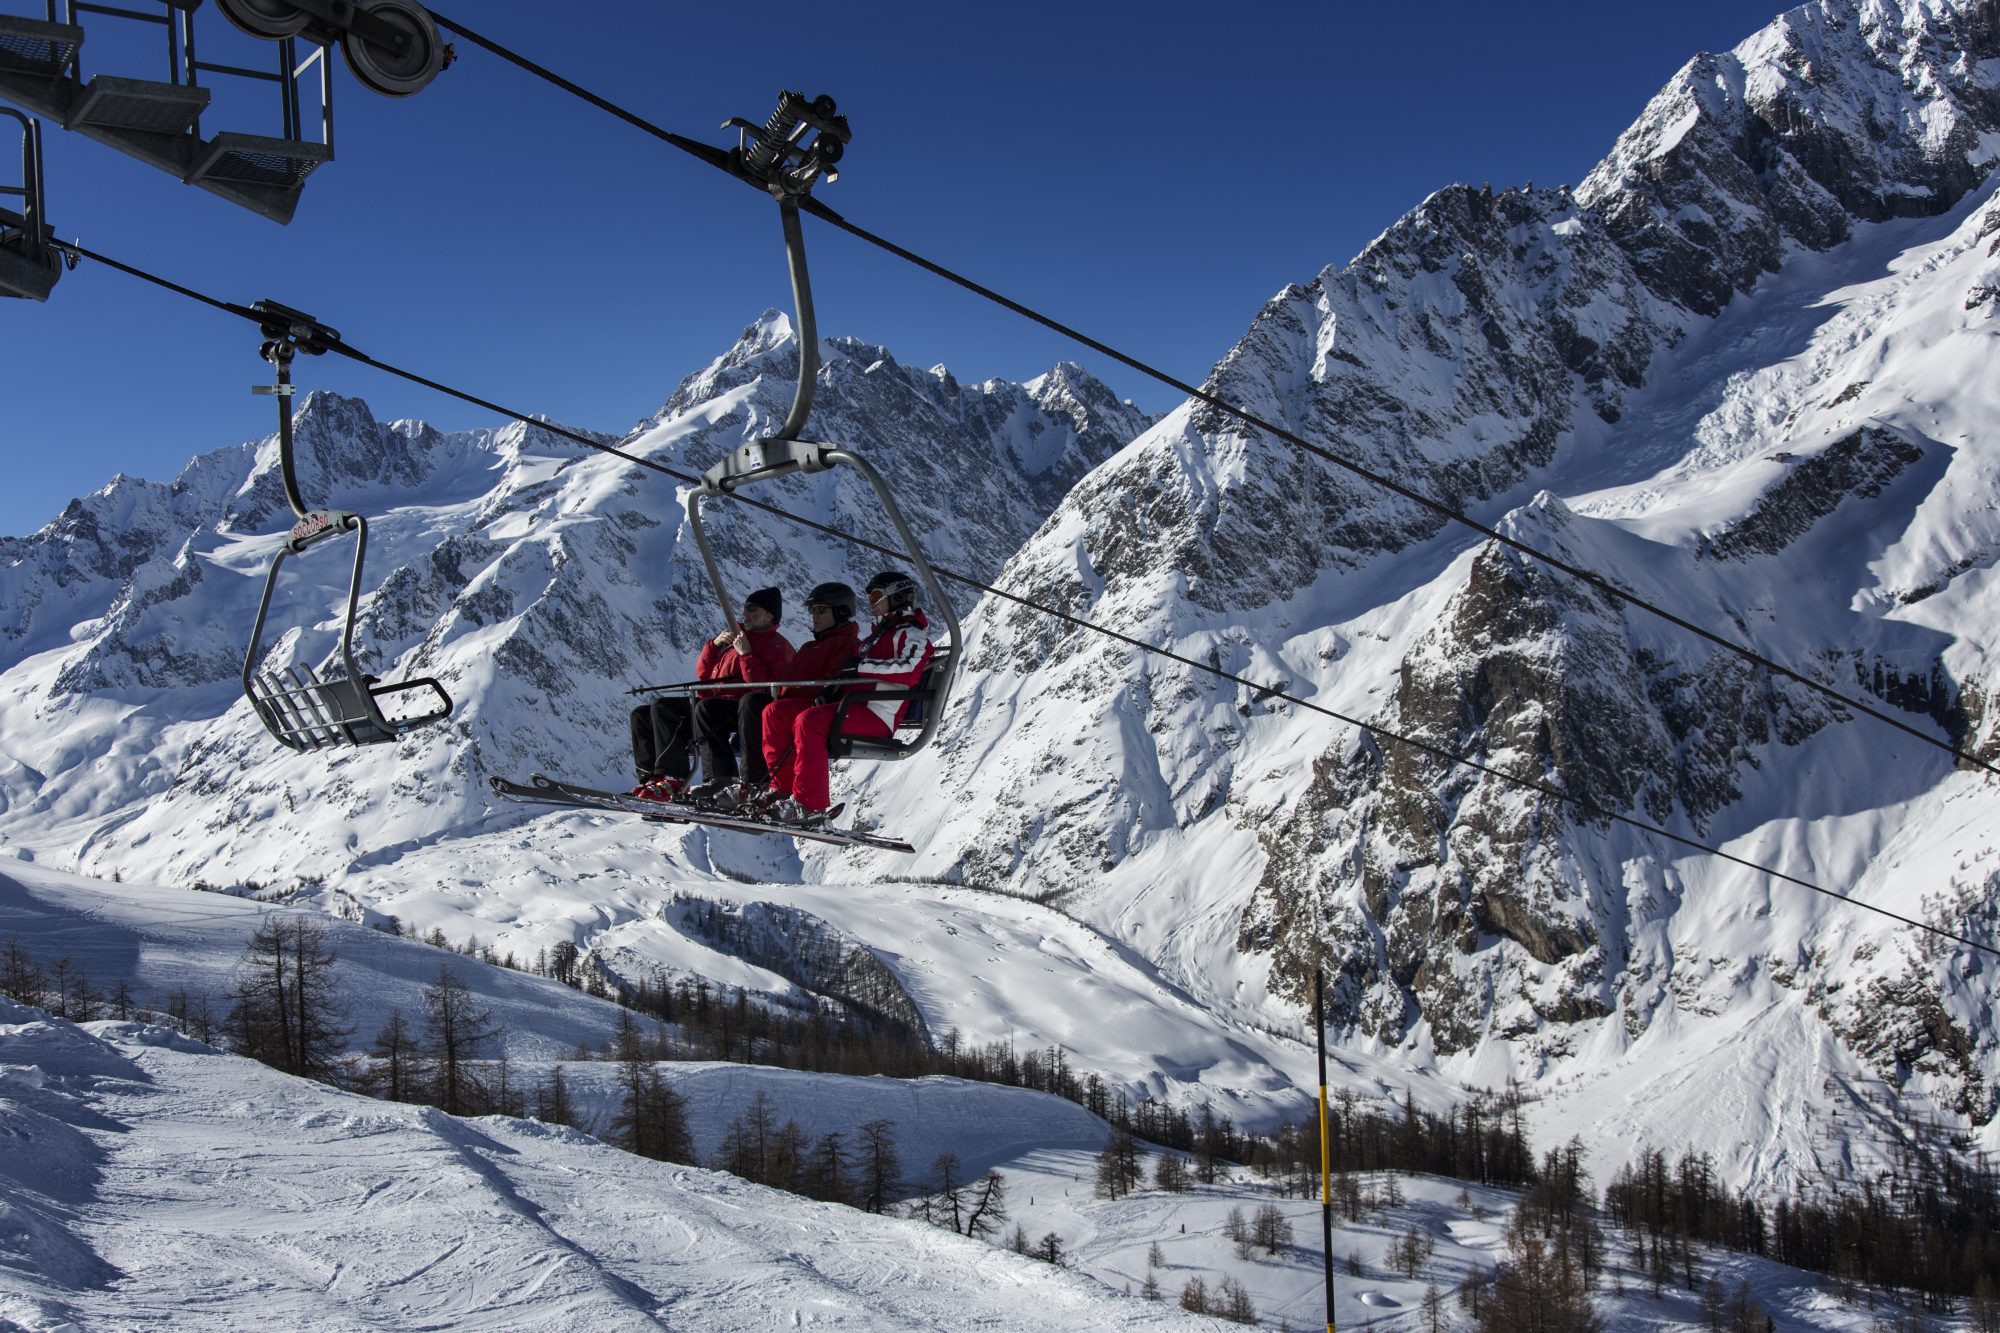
627 586 794 802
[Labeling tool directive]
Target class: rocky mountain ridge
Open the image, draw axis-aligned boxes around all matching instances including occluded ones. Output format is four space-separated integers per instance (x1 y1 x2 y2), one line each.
844 0 2000 1176
2 0 1997 1198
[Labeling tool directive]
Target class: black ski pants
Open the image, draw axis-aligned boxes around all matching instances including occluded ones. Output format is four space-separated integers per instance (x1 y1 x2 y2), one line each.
630 695 738 784
700 689 774 788
630 691 774 785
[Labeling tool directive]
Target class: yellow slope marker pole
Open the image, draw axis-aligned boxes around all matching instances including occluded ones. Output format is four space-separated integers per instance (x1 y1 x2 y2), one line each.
1316 967 1338 1333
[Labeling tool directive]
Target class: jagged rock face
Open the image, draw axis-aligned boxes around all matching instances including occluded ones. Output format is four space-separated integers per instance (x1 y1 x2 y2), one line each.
1702 425 1926 560
1235 503 1858 1053
1579 0 2000 314
981 180 1681 646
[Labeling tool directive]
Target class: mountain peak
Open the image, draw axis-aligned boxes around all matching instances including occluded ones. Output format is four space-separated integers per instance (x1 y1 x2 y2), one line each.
1579 0 2000 313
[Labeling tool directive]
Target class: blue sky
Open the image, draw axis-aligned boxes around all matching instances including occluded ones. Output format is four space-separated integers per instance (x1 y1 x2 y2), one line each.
1 0 1786 537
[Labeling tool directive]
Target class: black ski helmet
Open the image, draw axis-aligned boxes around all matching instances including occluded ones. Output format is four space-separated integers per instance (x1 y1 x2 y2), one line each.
805 581 858 624
866 569 919 612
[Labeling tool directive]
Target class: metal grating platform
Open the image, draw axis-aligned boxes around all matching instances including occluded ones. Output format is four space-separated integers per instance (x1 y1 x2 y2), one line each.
69 74 206 135
0 244 57 300
194 130 327 188
0 15 80 79
190 131 330 223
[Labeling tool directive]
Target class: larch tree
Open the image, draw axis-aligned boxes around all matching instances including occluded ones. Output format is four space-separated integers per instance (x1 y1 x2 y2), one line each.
856 1117 902 1214
226 915 352 1080
420 962 500 1114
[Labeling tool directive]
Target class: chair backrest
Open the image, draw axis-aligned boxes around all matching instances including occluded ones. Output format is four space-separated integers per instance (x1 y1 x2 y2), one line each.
242 509 454 751
826 647 950 762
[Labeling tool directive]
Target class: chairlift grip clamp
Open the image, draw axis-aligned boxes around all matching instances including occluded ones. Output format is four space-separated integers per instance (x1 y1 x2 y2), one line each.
253 298 340 359
727 90 851 200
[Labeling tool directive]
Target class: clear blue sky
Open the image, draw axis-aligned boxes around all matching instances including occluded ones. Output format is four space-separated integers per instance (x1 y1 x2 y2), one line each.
0 0 1786 537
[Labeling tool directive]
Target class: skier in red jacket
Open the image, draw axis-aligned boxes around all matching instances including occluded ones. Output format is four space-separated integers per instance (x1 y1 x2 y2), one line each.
628 585 794 801
689 581 858 812
763 571 934 826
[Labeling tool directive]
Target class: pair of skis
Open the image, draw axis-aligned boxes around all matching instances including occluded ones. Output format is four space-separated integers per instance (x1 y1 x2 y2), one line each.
488 773 915 854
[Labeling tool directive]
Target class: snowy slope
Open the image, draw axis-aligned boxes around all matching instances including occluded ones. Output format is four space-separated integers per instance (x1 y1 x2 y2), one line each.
0 883 1933 1333
0 997 1210 1332
2 0 1998 1221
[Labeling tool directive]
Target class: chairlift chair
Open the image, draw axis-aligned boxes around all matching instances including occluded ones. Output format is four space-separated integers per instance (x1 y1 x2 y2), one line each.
681 93 961 763
239 300 451 751
0 105 58 298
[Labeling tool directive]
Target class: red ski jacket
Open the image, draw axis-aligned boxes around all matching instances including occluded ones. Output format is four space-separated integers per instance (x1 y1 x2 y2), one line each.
852 610 935 730
694 626 795 700
775 621 863 699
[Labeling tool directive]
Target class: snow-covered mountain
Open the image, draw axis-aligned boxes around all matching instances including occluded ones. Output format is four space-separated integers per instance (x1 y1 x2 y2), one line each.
0 317 1150 888
3 0 1999 1209
849 0 2000 1188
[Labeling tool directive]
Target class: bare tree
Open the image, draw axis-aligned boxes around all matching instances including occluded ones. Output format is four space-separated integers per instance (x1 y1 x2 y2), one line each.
855 1117 902 1214
1252 1202 1296 1256
363 1008 423 1101
611 1058 694 1163
1480 1232 1602 1333
1214 1274 1257 1325
802 1132 853 1205
962 1170 1009 1242
226 916 352 1080
914 1152 967 1232
49 956 100 1022
1420 1280 1449 1332
713 1090 781 1184
1095 1125 1144 1200
0 936 45 1007
421 962 500 1114
535 1064 576 1128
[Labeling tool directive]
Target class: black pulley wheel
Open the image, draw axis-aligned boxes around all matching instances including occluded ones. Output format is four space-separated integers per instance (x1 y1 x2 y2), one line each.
339 0 443 97
811 94 838 118
815 136 844 165
214 0 313 39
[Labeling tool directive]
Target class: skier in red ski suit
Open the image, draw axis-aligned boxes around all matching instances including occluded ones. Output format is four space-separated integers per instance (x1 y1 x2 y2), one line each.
763 571 934 823
628 586 793 800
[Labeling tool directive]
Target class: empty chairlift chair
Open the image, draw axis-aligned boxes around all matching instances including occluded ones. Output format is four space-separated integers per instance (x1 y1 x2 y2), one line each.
238 301 451 751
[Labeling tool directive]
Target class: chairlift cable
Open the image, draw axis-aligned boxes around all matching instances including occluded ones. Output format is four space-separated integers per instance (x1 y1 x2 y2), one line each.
422 8 2000 784
49 237 2000 963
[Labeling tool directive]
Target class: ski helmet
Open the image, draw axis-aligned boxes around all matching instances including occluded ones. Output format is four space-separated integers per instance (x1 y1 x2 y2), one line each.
865 570 919 612
804 581 858 624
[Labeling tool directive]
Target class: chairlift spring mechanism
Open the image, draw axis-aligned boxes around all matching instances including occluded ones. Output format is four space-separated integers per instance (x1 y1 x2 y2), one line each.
723 89 849 201
238 298 452 751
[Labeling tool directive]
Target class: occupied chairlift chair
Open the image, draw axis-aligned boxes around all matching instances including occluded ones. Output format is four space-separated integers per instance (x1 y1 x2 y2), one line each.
680 92 962 763
240 300 452 751
0 0 442 224
0 106 60 297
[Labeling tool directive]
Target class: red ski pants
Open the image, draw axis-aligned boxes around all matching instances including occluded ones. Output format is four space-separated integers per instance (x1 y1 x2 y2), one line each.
762 697 891 811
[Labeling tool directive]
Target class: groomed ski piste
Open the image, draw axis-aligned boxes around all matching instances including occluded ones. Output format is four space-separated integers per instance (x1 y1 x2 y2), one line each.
0 861 1937 1331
